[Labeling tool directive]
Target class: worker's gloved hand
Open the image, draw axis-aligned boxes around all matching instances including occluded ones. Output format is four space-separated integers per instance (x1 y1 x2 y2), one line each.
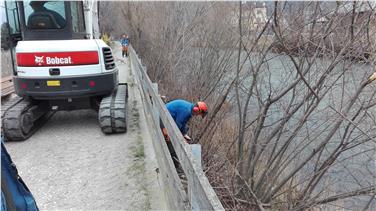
183 134 192 144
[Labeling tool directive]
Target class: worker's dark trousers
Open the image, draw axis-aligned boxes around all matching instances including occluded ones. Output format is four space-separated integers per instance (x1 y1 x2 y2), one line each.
160 119 180 168
166 140 180 168
122 50 128 57
122 46 129 57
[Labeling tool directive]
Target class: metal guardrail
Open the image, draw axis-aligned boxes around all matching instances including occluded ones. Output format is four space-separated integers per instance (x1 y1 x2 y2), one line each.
1 76 14 98
129 46 224 211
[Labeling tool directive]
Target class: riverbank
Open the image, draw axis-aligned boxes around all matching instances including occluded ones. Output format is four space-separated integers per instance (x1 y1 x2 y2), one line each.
192 35 374 63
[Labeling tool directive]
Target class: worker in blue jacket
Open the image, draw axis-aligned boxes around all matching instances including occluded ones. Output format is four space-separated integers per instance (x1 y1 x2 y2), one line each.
166 99 207 140
161 99 208 167
119 34 129 58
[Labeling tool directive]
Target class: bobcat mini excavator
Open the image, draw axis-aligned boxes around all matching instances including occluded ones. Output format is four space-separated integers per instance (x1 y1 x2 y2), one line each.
2 1 128 141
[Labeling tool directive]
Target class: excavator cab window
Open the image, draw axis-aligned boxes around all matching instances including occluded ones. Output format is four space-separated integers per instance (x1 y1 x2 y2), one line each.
4 1 21 35
24 1 66 29
4 1 22 75
70 1 85 33
8 1 89 40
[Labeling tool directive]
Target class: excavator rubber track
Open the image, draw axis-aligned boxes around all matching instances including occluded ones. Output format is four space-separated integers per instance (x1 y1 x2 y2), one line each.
2 96 52 141
99 84 128 134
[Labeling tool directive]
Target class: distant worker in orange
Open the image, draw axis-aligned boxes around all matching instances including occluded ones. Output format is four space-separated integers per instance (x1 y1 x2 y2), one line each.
120 34 129 58
161 99 208 167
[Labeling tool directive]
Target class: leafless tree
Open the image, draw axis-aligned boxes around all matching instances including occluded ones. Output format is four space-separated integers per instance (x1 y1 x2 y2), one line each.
230 1 375 210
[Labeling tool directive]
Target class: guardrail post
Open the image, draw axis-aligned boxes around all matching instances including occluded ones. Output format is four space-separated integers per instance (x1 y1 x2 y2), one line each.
189 144 202 211
151 83 160 122
190 144 202 170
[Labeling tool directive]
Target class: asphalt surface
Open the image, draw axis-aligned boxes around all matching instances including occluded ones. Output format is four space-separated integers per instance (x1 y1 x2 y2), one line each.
4 46 166 210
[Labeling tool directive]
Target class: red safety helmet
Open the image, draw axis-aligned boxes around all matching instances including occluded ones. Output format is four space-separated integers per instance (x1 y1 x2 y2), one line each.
193 101 208 117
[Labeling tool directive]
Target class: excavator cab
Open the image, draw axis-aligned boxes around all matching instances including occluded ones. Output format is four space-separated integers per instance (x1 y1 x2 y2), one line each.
5 1 93 41
2 1 128 141
4 1 98 74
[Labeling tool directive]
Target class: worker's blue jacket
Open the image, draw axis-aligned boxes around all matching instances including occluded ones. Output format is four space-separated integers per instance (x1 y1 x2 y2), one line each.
120 38 129 46
166 99 194 135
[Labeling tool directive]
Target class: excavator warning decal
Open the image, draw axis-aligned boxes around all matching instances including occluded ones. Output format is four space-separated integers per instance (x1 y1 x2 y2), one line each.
17 51 99 67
